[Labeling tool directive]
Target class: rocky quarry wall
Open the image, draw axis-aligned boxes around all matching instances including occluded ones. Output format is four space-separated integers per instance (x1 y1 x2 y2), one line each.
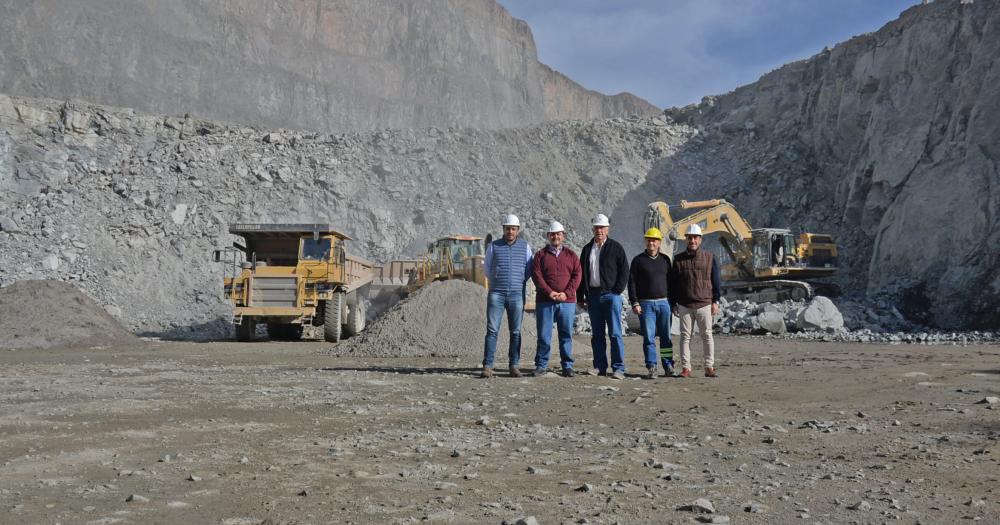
0 0 997 336
660 0 999 329
0 0 658 134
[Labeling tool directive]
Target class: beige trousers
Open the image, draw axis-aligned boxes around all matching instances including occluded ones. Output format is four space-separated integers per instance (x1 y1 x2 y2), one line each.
677 304 715 369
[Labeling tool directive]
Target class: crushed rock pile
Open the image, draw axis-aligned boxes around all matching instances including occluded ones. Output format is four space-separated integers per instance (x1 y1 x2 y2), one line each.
330 280 537 358
717 296 844 335
0 279 137 349
716 296 998 345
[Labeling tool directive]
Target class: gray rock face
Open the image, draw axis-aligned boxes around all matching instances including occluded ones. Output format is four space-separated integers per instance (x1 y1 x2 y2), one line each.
663 0 1000 329
0 0 658 133
796 297 845 332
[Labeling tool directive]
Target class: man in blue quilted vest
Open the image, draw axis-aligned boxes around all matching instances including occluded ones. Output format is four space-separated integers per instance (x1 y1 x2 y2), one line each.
481 214 533 378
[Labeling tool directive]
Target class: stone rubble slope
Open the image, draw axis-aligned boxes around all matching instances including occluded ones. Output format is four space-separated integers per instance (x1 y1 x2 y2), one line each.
0 279 137 349
330 279 536 358
0 93 688 337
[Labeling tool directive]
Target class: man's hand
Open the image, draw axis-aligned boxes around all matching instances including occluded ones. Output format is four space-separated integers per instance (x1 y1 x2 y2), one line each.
556 292 567 302
711 302 720 316
632 304 642 315
548 290 560 301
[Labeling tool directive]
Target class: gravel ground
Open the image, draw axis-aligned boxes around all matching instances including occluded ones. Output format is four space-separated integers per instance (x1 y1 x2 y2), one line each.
1 336 998 524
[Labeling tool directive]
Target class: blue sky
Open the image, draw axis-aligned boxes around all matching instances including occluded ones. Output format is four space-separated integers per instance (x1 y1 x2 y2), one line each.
500 0 919 109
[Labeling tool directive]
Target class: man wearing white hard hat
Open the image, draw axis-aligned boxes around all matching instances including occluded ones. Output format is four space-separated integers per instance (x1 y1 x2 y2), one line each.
668 223 721 378
481 214 533 378
577 213 630 380
530 220 583 377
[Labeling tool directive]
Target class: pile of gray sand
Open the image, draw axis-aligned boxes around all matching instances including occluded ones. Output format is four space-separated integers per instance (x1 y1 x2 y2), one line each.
0 280 138 349
330 279 537 358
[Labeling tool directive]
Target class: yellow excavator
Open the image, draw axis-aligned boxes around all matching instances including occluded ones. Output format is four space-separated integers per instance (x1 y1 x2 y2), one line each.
645 199 839 302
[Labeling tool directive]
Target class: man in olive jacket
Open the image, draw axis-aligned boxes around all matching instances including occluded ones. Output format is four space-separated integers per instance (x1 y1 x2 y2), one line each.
577 214 629 379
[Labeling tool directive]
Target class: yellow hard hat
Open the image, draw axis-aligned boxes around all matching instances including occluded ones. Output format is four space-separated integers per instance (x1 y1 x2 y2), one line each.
643 227 663 240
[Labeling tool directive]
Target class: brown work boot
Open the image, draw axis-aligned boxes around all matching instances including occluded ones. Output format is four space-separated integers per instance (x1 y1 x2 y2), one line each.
509 366 522 378
679 368 691 378
705 367 717 378
480 367 493 379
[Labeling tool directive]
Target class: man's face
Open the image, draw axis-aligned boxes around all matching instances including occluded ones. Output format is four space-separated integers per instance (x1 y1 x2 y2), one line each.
547 231 564 247
592 225 609 244
645 237 661 253
685 234 702 251
503 225 519 242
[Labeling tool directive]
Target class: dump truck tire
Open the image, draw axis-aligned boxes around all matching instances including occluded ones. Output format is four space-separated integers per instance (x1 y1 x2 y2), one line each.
236 317 256 342
344 299 366 337
324 292 344 342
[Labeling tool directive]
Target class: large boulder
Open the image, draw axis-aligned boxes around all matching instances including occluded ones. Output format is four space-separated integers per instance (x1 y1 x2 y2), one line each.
756 310 788 334
796 296 844 331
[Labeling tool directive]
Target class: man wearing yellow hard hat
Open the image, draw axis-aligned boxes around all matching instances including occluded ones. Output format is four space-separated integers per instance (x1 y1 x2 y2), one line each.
627 227 675 378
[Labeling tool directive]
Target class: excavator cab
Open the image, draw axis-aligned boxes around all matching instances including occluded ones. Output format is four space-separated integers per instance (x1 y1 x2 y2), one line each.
751 228 795 271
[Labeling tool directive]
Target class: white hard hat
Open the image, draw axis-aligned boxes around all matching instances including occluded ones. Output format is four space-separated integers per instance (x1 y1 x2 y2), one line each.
547 220 565 233
592 213 610 227
502 214 520 227
685 224 703 236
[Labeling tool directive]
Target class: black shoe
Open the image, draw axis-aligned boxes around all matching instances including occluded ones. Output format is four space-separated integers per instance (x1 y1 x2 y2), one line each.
562 368 574 378
531 368 546 377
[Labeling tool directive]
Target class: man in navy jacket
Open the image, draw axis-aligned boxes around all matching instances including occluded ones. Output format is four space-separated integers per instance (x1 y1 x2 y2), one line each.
481 214 532 378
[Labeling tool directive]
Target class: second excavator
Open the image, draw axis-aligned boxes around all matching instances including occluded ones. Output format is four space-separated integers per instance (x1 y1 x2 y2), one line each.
645 199 839 303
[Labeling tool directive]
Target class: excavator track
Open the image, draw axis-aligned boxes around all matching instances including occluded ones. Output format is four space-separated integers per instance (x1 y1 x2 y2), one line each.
722 280 813 303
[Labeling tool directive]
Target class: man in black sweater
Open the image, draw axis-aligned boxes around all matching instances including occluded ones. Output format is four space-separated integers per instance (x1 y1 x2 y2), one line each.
628 227 675 379
577 213 629 379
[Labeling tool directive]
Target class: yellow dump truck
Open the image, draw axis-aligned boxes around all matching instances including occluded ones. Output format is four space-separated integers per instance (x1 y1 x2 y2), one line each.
215 223 375 342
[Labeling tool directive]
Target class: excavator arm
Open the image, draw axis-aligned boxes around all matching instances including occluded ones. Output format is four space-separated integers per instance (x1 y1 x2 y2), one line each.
644 199 756 278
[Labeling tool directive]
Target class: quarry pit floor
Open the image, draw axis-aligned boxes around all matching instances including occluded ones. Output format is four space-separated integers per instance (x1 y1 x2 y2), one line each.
1 336 998 524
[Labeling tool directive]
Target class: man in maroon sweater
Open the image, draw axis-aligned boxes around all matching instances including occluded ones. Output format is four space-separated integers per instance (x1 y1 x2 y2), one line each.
531 220 583 377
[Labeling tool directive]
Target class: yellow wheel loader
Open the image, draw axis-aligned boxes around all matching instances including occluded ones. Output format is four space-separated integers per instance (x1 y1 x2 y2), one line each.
406 235 488 293
645 199 839 302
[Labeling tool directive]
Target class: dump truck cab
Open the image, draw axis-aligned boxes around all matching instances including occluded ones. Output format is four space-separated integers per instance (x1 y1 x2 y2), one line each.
797 233 838 268
216 223 374 342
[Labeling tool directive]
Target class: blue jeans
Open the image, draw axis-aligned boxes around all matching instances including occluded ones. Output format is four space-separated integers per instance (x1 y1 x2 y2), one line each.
588 289 625 373
534 301 575 370
482 290 524 368
638 299 673 369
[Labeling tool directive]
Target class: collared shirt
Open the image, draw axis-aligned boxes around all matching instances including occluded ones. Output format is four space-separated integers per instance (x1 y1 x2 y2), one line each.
546 244 562 257
588 240 603 287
